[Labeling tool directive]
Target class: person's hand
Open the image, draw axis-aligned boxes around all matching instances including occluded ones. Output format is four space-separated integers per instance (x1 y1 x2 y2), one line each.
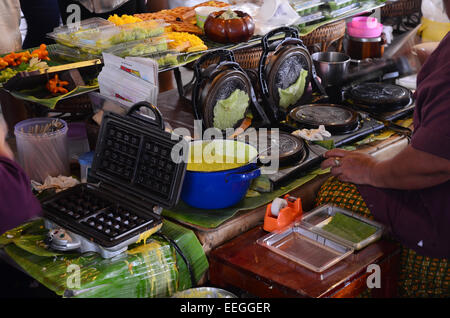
0 117 14 160
320 148 377 185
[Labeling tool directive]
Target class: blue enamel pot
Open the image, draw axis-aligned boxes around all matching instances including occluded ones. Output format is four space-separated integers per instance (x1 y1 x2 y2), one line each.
180 140 260 209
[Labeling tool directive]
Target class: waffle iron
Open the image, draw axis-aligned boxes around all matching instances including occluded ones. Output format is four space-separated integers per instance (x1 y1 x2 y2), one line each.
42 102 188 258
258 27 326 123
191 49 270 132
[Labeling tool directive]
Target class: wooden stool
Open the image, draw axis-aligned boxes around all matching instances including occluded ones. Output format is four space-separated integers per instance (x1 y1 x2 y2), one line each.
300 19 347 53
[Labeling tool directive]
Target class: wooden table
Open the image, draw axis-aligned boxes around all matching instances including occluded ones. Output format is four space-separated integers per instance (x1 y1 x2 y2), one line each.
209 226 401 298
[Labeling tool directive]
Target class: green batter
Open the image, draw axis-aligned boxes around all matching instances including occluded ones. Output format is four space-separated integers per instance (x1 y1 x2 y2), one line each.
321 212 377 243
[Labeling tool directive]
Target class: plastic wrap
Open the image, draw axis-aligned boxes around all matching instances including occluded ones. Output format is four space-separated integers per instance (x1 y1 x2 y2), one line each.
0 219 209 298
48 18 167 55
14 118 70 183
254 0 301 35
51 44 101 62
104 37 171 58
290 0 325 15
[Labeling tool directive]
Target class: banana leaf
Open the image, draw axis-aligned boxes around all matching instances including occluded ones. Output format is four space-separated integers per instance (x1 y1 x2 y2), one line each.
162 167 330 229
1 218 208 298
9 84 98 109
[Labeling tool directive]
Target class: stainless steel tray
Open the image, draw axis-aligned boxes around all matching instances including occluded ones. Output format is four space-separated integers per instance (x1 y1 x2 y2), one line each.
301 204 384 250
257 225 354 273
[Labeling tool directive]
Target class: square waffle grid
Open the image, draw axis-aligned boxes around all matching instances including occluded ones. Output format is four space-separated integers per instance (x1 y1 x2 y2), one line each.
43 184 159 246
97 122 178 202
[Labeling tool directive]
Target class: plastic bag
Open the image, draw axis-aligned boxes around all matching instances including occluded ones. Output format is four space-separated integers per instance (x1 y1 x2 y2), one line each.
418 0 450 41
254 0 301 35
422 0 450 23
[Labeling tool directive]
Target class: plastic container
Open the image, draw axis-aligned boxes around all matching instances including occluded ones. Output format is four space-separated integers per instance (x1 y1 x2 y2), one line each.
50 44 101 62
104 36 171 58
326 0 358 10
48 18 167 55
78 151 94 183
143 50 181 68
47 18 115 48
14 118 70 183
347 16 383 38
67 122 90 160
116 19 167 41
297 11 326 27
291 0 325 16
324 2 360 18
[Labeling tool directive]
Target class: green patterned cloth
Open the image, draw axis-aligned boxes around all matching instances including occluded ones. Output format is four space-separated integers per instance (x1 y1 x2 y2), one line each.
315 176 450 297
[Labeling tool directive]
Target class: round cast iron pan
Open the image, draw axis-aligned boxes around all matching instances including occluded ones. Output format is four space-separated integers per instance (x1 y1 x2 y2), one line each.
345 82 413 113
288 104 360 135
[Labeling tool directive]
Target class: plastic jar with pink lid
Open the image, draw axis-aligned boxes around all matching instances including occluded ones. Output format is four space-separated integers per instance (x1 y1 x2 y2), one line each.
346 16 385 60
347 16 383 38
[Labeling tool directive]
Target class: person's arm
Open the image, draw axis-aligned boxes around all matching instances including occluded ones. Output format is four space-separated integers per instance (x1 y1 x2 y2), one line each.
321 146 450 190
0 118 14 160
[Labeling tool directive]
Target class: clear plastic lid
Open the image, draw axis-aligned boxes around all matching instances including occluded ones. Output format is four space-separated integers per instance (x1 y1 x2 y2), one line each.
326 0 358 10
325 2 360 18
47 18 115 46
116 19 168 41
104 37 171 58
141 50 181 68
290 0 323 10
48 19 168 55
297 11 325 24
50 44 101 62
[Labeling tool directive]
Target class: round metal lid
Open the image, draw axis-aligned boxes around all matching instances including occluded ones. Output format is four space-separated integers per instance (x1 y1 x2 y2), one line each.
202 69 252 129
258 130 307 164
289 104 359 134
346 82 412 112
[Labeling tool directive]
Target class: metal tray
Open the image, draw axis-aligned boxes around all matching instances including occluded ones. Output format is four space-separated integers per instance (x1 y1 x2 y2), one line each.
257 225 354 273
301 204 384 250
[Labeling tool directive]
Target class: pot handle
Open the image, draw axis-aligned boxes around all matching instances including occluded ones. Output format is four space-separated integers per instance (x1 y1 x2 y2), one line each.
225 167 261 183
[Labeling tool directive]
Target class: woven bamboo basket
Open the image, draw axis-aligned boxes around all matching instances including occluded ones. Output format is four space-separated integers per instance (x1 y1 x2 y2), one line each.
381 0 422 18
199 20 347 70
300 19 347 52
197 44 263 70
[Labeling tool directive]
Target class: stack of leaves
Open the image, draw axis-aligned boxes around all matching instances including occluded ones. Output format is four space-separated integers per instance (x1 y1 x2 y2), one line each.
0 219 208 298
321 213 377 243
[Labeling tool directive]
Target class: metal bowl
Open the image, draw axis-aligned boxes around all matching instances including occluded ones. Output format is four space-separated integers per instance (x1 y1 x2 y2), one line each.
311 52 350 87
172 287 237 298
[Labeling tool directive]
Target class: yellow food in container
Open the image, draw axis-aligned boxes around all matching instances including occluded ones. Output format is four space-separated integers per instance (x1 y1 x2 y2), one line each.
186 139 258 172
165 31 208 52
108 14 143 25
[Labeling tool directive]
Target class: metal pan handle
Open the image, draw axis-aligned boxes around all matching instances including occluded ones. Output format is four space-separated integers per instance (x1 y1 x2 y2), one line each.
126 101 165 131
261 26 300 52
193 49 236 80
